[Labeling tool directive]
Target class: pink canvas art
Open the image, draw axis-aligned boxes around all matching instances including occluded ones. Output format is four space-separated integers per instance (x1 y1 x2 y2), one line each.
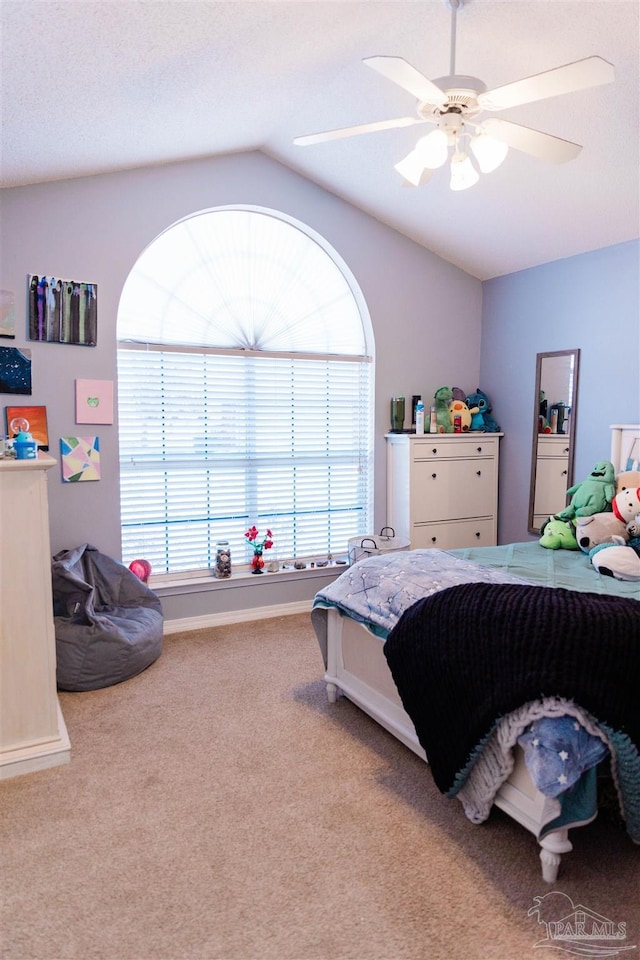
75 379 113 424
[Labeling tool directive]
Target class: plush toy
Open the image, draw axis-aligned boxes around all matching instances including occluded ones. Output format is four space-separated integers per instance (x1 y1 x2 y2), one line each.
448 397 472 432
575 512 628 553
451 387 467 402
433 386 454 433
555 461 616 521
616 470 640 493
465 388 501 432
466 395 486 431
539 516 579 550
129 558 152 583
626 512 640 539
589 536 640 581
612 486 640 524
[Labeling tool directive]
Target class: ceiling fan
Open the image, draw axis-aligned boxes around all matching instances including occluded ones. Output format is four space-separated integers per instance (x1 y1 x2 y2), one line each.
293 0 615 190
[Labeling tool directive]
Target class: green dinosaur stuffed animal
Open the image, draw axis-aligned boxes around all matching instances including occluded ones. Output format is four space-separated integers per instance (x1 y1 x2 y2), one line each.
433 386 454 433
555 461 616 521
539 516 579 550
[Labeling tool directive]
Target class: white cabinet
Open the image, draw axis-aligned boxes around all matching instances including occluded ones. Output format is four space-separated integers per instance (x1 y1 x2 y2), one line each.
0 456 70 779
532 436 570 530
386 434 502 549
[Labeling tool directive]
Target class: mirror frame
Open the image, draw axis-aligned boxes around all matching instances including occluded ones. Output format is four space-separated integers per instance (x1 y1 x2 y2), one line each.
528 348 581 534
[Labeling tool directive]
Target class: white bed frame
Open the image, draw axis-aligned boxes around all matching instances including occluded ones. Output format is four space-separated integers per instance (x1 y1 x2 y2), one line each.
323 610 577 883
321 424 639 883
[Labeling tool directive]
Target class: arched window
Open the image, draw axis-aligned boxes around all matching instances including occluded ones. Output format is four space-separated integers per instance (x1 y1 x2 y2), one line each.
117 206 374 575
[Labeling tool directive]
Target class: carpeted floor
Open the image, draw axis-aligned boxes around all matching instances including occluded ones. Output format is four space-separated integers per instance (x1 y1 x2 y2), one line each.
1 613 638 960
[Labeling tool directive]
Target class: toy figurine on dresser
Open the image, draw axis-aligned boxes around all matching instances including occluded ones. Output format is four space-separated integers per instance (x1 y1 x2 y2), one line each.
433 386 454 433
465 388 501 432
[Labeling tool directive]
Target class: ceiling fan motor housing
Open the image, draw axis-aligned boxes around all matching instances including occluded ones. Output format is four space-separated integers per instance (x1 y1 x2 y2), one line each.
418 75 487 142
419 75 487 116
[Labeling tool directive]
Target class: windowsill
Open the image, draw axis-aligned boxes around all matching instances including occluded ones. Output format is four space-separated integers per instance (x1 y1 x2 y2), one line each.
150 561 348 597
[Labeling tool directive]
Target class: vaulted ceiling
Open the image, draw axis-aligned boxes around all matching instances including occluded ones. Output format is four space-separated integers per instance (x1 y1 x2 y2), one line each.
2 1 638 279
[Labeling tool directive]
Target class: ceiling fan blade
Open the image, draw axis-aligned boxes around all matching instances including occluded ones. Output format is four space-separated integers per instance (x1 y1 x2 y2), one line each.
293 116 426 146
363 56 448 106
478 56 615 111
482 118 582 164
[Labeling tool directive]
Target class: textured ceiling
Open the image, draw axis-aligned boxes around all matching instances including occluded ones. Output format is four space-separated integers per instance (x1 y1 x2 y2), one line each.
1 0 638 279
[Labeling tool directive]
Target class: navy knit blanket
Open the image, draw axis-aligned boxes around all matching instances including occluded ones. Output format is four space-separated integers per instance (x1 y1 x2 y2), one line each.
383 582 640 796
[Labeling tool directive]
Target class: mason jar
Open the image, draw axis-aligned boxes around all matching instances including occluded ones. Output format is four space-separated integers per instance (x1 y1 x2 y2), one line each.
214 541 231 578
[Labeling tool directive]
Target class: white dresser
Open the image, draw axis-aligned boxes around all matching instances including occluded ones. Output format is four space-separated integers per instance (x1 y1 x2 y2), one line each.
532 435 571 530
386 433 502 549
0 455 70 779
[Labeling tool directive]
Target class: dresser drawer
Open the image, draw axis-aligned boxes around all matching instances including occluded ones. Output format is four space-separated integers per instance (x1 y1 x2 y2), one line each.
411 518 496 550
537 437 571 458
412 457 496 521
412 437 498 461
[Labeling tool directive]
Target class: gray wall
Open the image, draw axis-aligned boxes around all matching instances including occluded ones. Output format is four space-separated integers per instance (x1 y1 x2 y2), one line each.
481 239 640 544
0 151 482 620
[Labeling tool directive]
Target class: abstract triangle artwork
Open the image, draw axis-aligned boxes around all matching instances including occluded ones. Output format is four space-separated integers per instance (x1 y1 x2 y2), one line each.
60 436 100 482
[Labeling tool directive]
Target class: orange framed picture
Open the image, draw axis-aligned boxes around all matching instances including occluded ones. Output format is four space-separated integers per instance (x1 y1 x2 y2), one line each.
5 404 49 450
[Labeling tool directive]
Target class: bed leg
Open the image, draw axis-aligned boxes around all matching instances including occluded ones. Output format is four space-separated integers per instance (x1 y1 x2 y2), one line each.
326 681 340 703
539 829 572 884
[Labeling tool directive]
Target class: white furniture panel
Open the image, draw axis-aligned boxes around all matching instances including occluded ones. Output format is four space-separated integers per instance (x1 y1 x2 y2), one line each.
0 455 70 779
323 609 579 883
533 435 570 530
386 434 502 549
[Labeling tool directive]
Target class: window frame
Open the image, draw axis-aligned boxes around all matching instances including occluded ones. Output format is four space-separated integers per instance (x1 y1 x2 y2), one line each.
116 205 375 579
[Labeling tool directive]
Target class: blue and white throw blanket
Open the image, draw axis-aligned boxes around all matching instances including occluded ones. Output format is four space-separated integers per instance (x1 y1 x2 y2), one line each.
312 548 533 656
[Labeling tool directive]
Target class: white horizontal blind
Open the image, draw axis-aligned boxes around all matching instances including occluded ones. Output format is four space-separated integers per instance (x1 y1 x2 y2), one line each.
118 346 372 573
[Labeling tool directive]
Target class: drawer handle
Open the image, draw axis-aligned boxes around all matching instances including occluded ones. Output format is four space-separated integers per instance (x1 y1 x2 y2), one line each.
431 536 437 543
432 473 437 479
476 470 482 477
475 531 481 538
477 446 482 453
432 448 438 455
562 470 568 476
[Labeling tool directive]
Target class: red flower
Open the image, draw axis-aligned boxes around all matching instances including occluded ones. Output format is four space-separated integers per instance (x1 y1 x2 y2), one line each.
244 526 274 552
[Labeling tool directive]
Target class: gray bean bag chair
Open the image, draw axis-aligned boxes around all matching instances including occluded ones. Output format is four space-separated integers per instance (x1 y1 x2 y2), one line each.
52 543 163 691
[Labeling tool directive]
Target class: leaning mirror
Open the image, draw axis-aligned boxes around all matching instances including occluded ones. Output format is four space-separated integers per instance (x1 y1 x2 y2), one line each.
528 349 580 534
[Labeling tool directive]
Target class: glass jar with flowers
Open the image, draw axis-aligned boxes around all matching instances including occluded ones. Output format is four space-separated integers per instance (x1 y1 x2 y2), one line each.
244 525 274 574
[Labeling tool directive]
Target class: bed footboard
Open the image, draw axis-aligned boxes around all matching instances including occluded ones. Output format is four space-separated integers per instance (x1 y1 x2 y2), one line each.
322 606 590 883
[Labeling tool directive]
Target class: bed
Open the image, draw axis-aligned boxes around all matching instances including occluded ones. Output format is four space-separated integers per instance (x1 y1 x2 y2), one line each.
311 424 640 882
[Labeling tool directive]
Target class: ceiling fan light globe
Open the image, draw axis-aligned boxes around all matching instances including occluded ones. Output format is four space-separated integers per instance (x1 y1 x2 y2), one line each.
450 152 479 191
471 133 508 173
415 129 449 169
394 149 426 186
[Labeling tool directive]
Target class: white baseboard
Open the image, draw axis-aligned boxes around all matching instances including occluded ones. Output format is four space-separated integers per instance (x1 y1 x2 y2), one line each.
0 702 71 780
163 599 313 635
